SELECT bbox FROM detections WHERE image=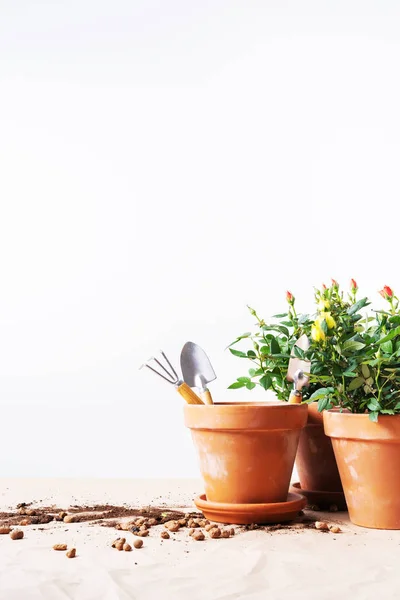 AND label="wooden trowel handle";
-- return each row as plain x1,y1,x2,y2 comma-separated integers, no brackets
176,382,204,405
288,390,302,404
200,389,213,405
